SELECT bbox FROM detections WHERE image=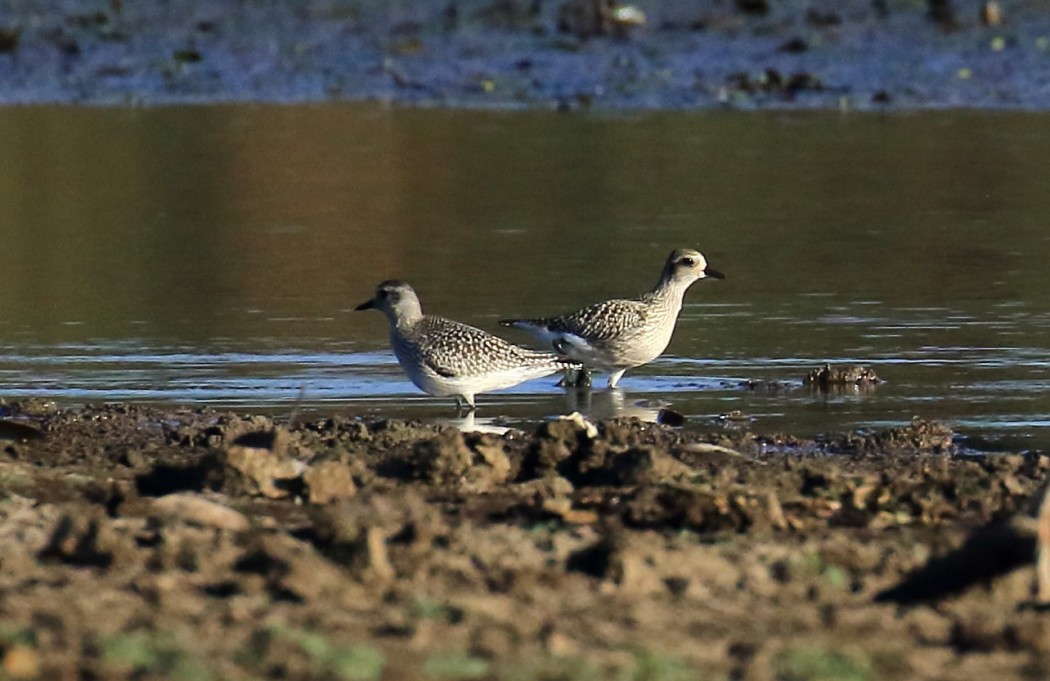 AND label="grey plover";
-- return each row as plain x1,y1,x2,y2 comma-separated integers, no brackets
500,248,724,389
355,280,578,411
